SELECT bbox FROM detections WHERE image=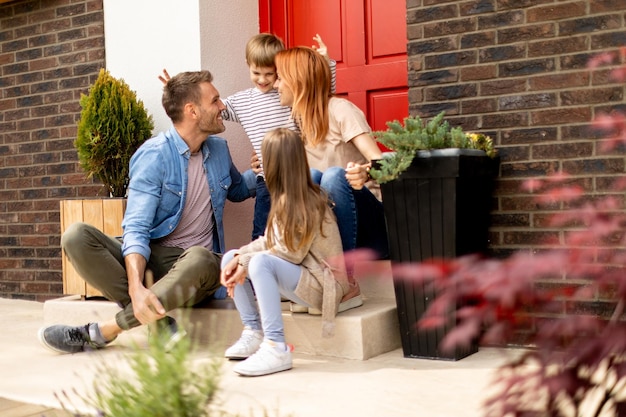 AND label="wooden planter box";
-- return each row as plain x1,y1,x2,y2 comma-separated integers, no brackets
60,198,126,297
379,149,499,360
